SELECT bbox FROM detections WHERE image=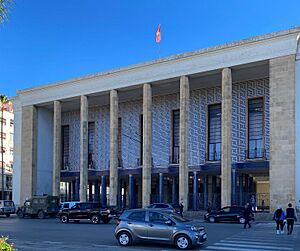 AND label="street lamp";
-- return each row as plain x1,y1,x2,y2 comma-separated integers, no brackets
0,94,9,200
